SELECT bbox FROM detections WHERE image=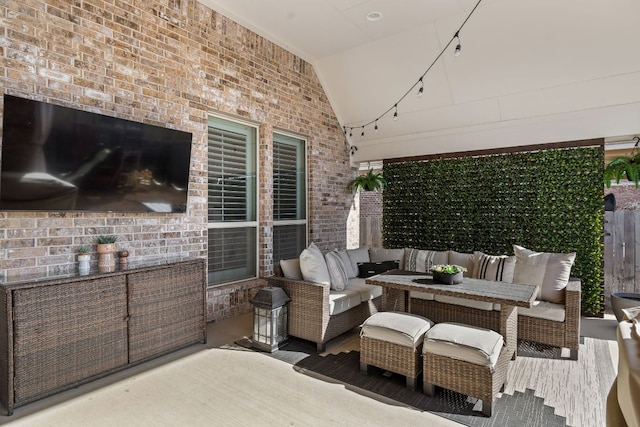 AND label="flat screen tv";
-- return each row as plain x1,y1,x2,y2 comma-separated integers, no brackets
0,95,192,213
